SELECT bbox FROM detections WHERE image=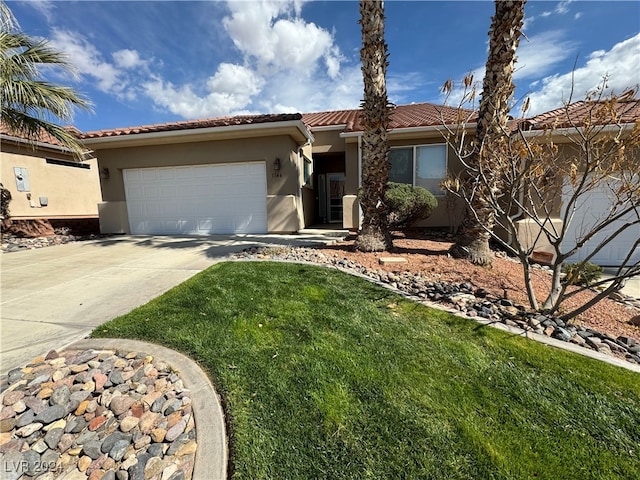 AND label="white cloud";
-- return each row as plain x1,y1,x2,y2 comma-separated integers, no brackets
112,49,147,70
49,29,123,94
139,0,351,118
525,33,640,115
555,0,575,15
22,0,55,23
515,31,577,80
222,0,342,79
